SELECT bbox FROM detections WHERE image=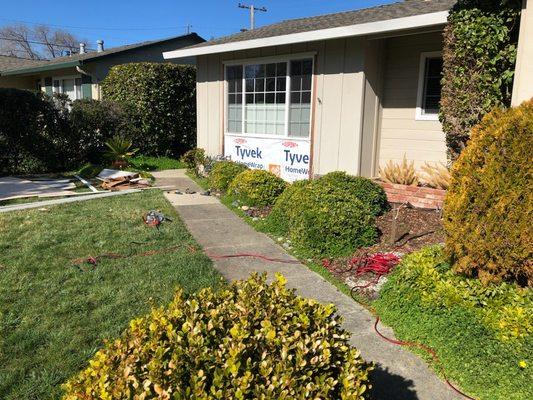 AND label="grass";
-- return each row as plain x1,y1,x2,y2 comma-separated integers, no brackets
0,190,222,399
129,155,186,171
